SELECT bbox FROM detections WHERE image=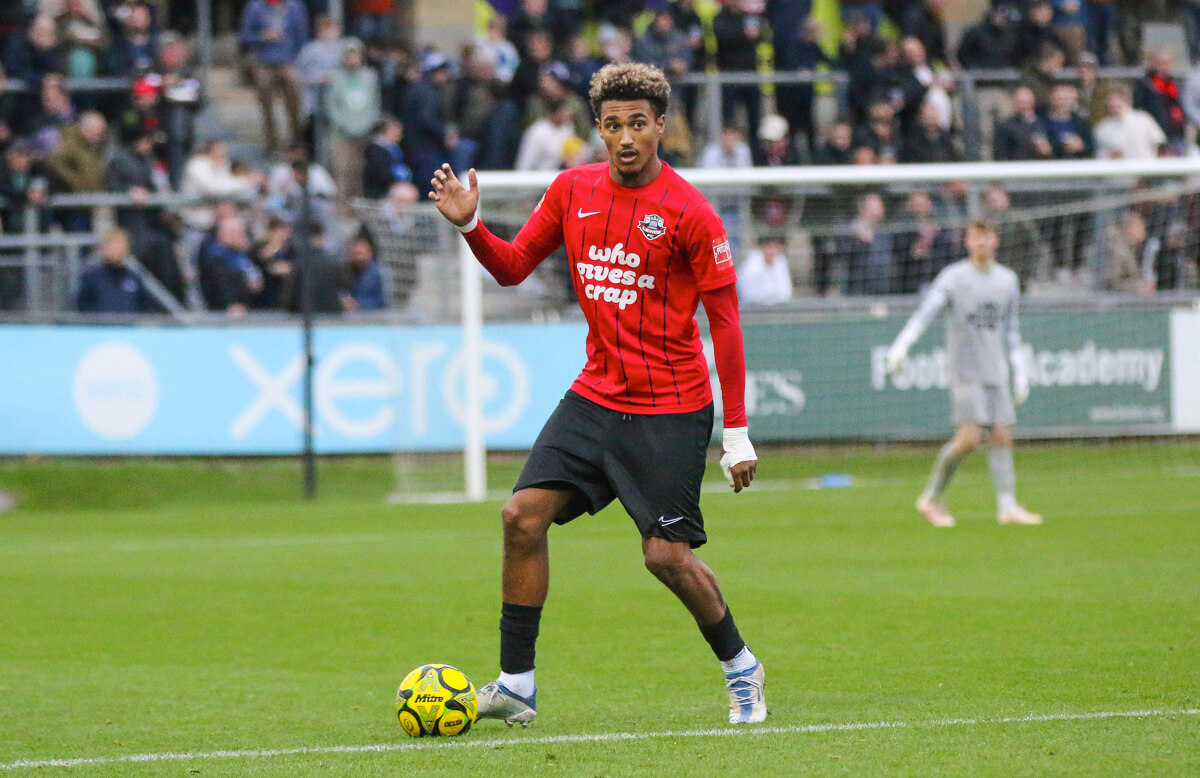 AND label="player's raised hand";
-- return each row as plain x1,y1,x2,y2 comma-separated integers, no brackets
428,163,479,228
